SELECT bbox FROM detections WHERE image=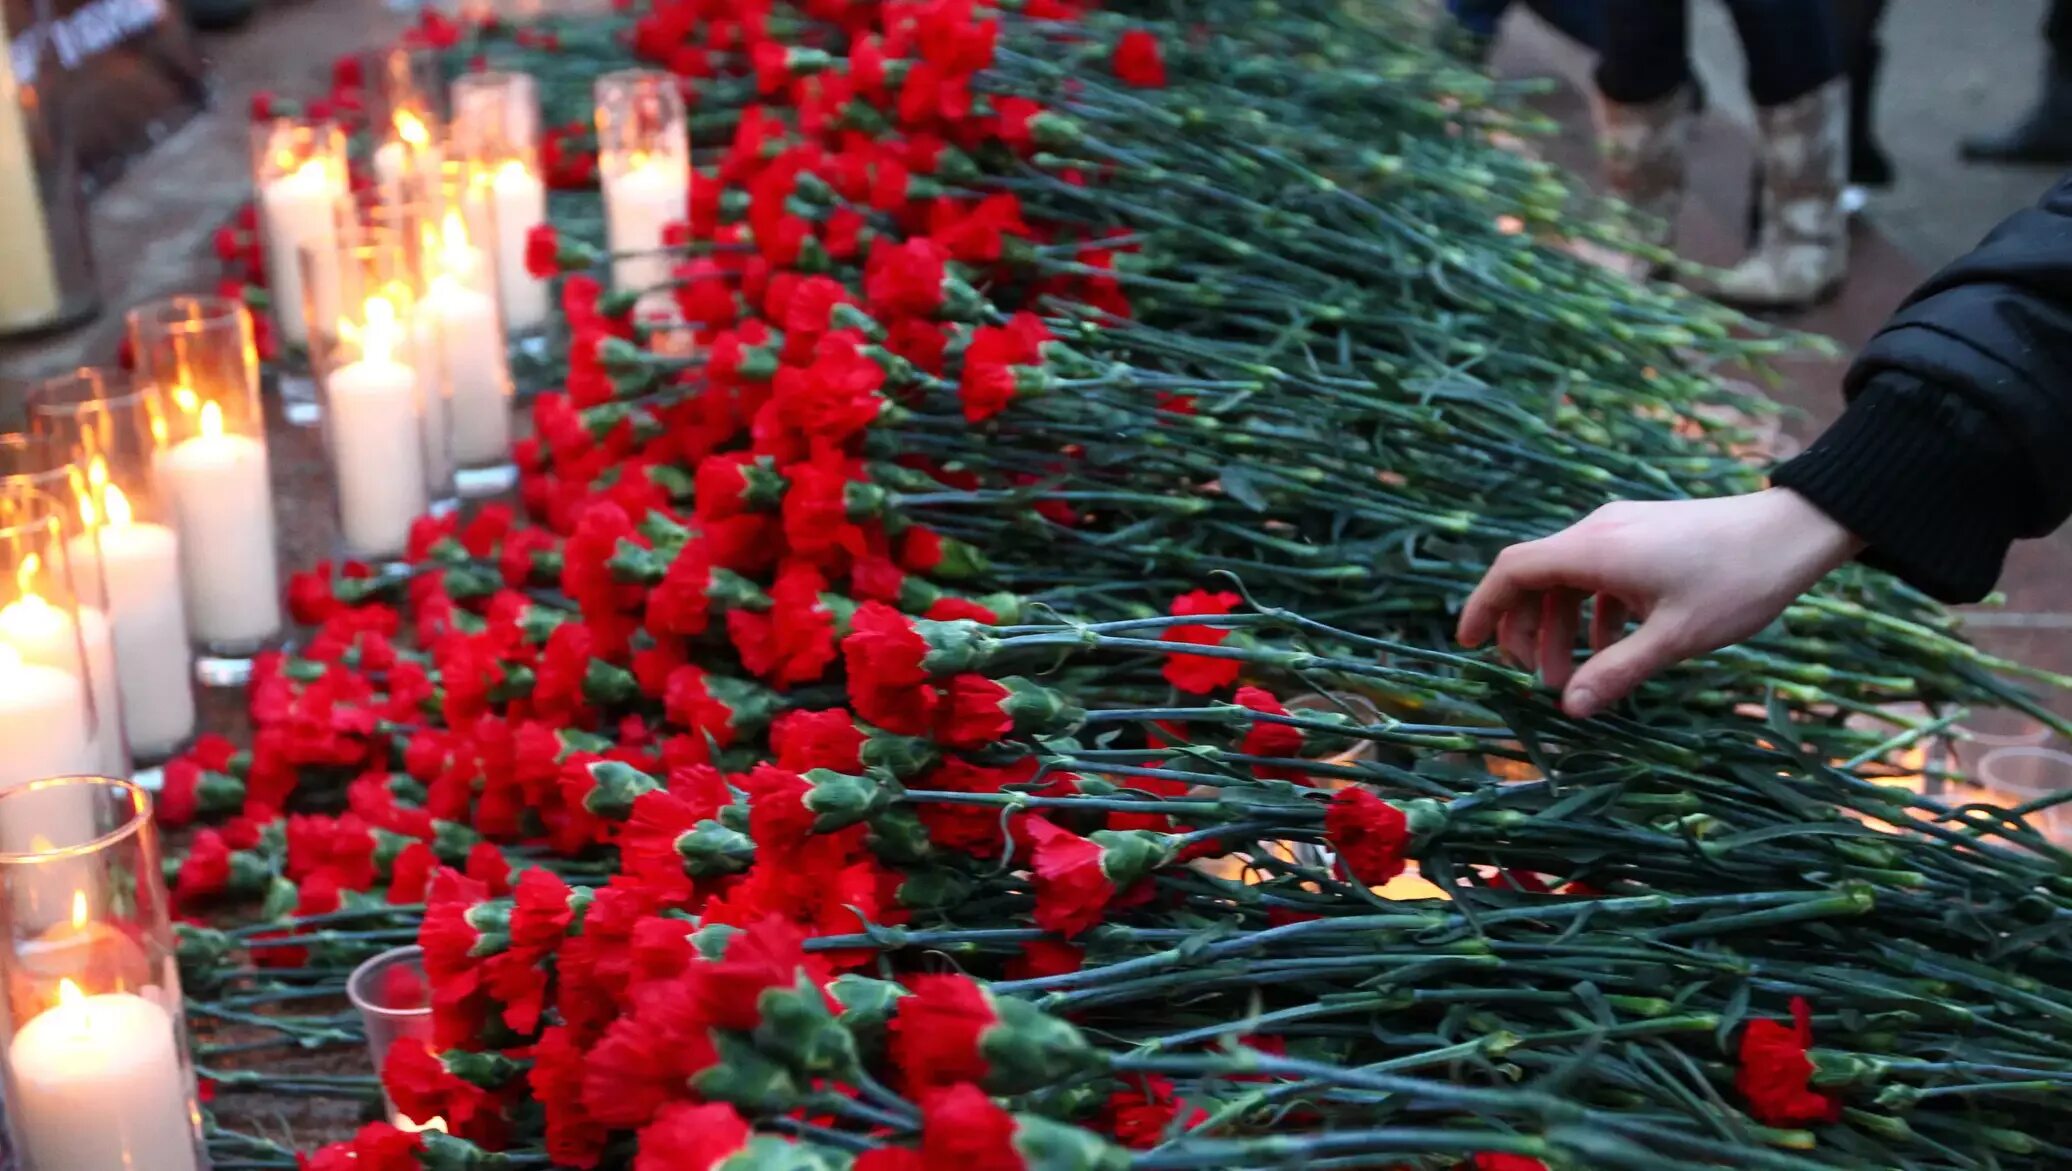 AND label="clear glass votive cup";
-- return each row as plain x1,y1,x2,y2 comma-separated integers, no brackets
1976,746,2072,845
26,371,197,766
426,171,517,497
348,944,445,1131
451,71,551,336
594,69,689,296
0,492,121,787
0,776,208,1171
250,117,348,375
303,223,455,562
125,296,285,687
